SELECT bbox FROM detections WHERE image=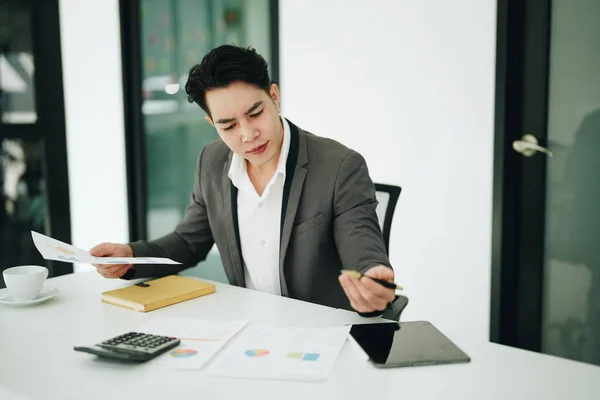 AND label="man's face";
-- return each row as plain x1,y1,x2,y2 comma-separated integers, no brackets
205,81,283,168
